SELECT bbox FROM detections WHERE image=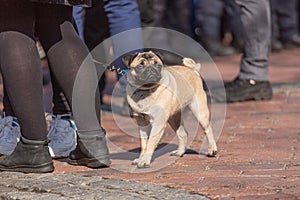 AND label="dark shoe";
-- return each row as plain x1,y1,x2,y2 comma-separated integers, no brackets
68,130,111,168
282,34,300,49
0,137,54,173
201,37,237,57
211,78,273,103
